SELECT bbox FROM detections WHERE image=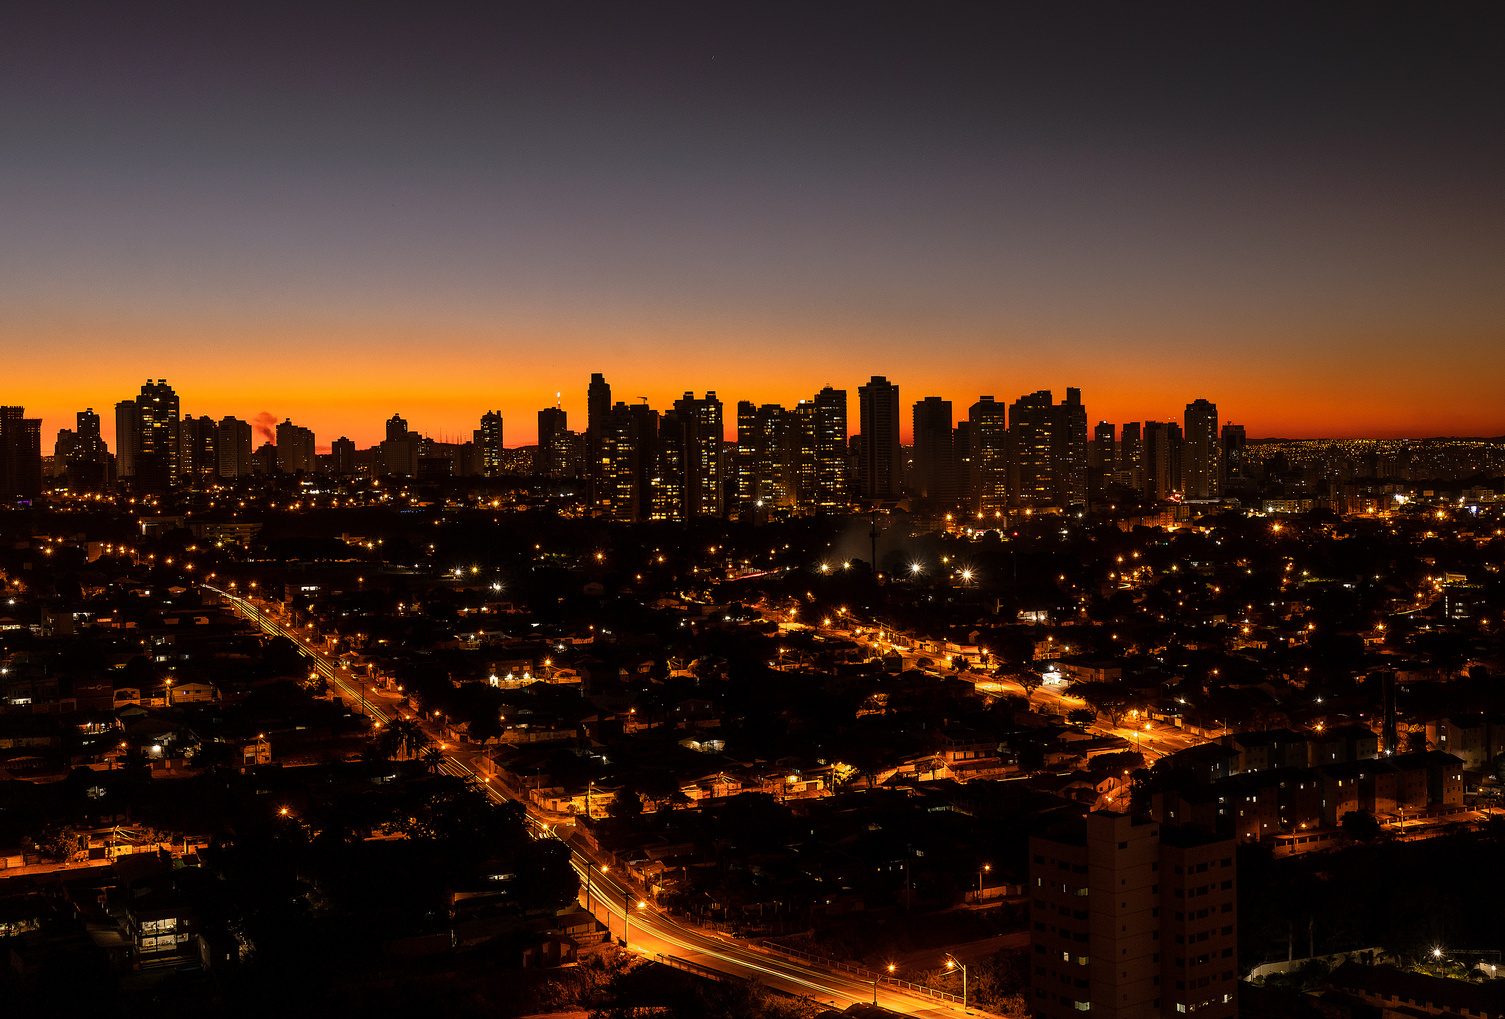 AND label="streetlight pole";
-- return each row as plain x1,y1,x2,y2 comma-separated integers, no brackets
945,953,968,1012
